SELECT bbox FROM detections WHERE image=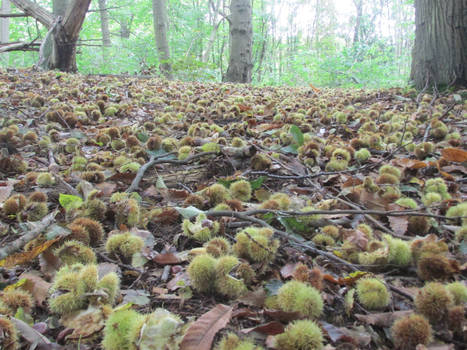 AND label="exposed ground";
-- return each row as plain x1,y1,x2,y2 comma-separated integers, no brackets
0,69,466,350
